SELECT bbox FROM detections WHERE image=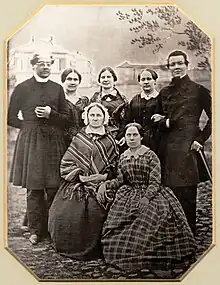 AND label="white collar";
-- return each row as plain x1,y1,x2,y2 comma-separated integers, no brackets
171,73,187,80
123,145,150,159
65,91,82,105
101,88,117,98
85,125,106,136
180,73,187,79
140,89,159,100
33,72,49,82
